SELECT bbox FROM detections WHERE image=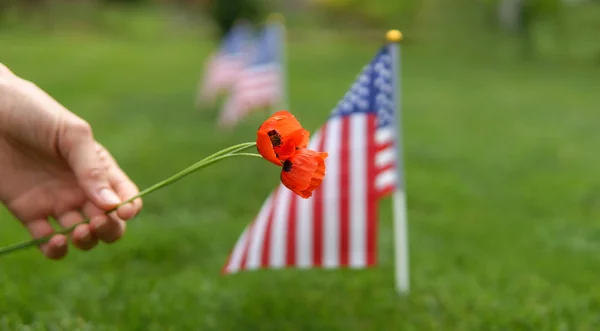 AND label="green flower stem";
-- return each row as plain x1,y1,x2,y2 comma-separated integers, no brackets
0,142,260,257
